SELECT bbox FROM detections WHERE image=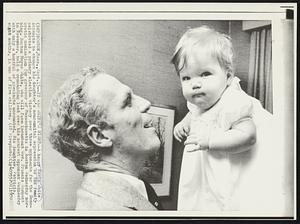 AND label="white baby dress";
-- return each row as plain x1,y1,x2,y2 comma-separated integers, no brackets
177,77,286,215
